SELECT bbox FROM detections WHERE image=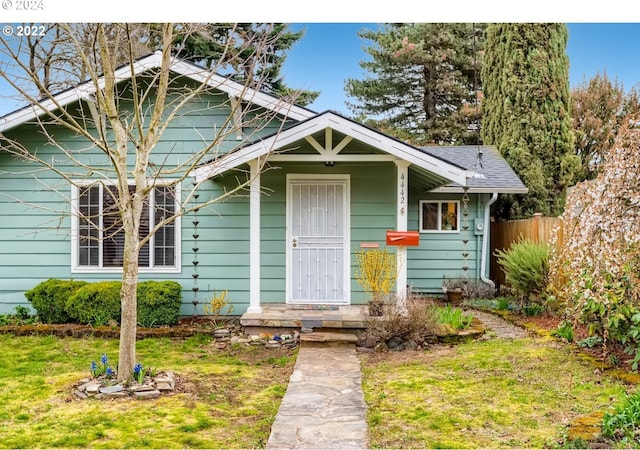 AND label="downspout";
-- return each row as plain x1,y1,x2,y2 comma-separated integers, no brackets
480,192,499,289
